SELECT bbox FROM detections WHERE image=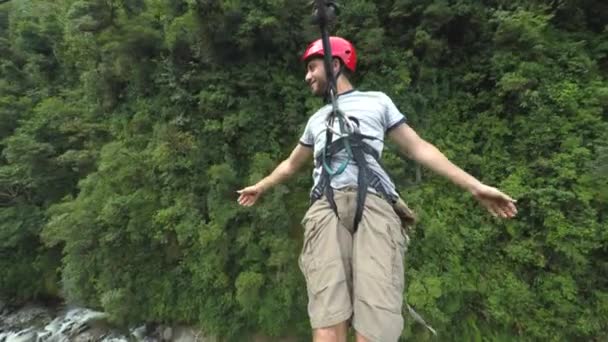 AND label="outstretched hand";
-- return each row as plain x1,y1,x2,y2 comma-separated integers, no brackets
237,184,264,207
472,184,518,219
